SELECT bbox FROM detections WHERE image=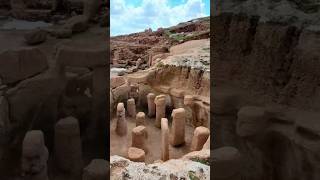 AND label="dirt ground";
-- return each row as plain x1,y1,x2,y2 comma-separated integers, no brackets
110,108,195,164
